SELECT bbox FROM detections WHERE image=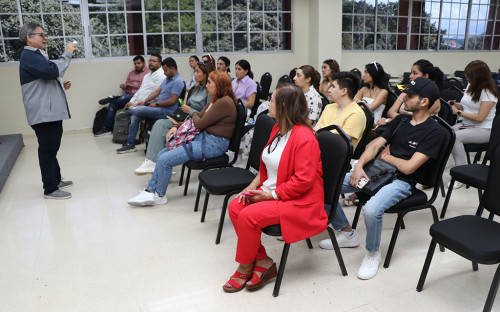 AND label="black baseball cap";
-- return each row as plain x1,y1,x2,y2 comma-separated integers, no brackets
403,77,440,103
